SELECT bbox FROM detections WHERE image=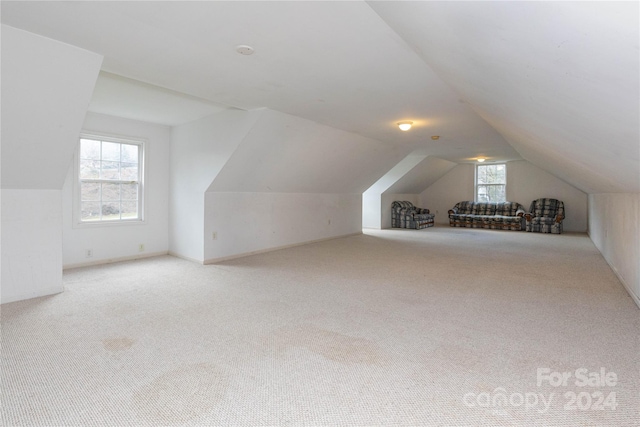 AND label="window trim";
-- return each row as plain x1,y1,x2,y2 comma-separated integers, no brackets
475,163,507,203
72,132,147,228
